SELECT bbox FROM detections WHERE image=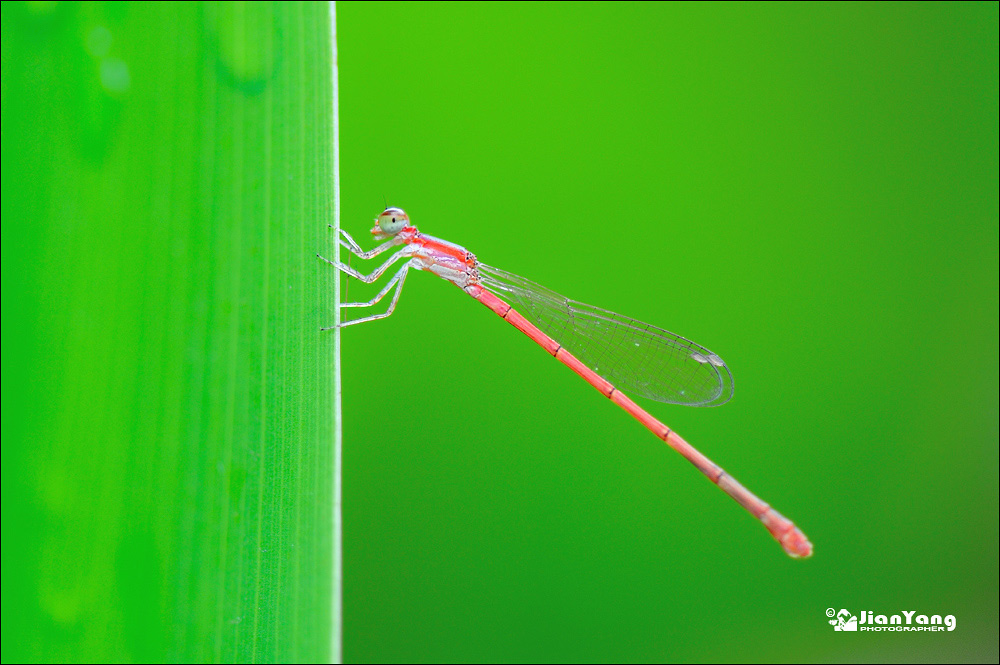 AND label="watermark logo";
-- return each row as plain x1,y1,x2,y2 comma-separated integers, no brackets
828,608,858,631
825,608,956,632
